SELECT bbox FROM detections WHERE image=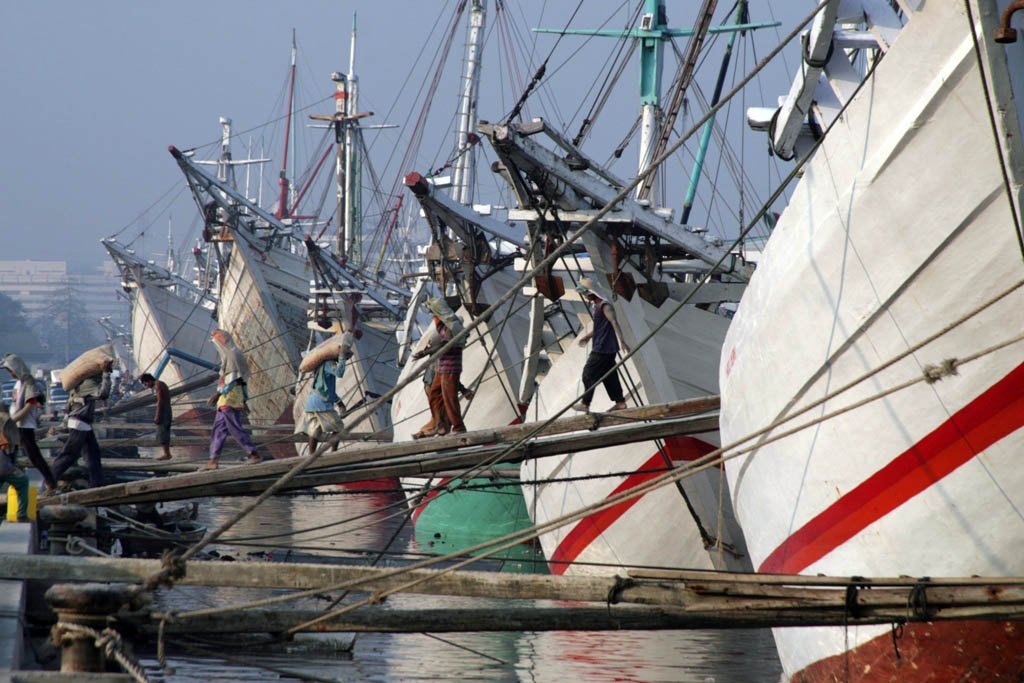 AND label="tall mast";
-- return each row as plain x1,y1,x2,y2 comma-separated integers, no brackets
343,13,361,261
452,0,486,206
166,215,175,273
217,116,234,184
635,0,666,203
277,30,297,219
534,4,774,207
333,70,348,257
